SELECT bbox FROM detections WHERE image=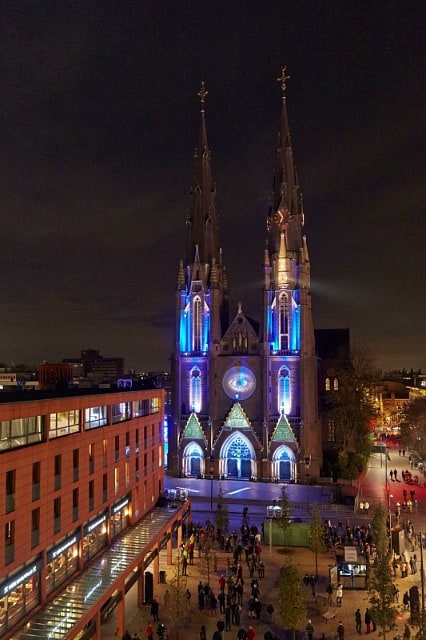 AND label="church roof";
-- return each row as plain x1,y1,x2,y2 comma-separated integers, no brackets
181,412,207,442
271,412,297,442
